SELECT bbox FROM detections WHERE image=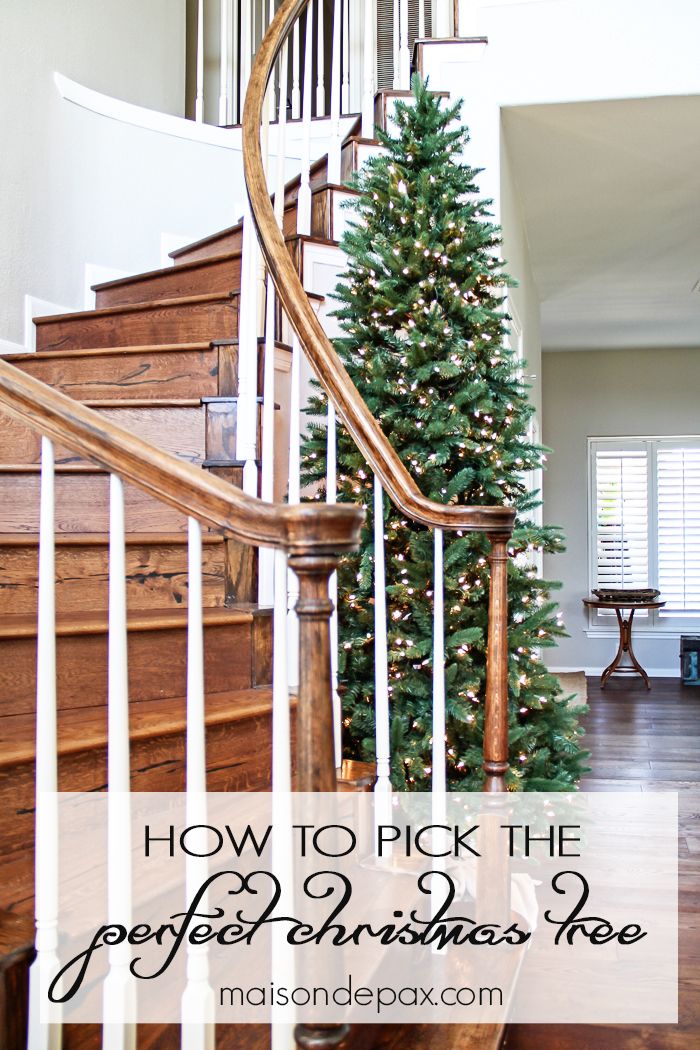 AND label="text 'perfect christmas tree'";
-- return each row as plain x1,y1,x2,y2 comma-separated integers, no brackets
302,77,589,790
